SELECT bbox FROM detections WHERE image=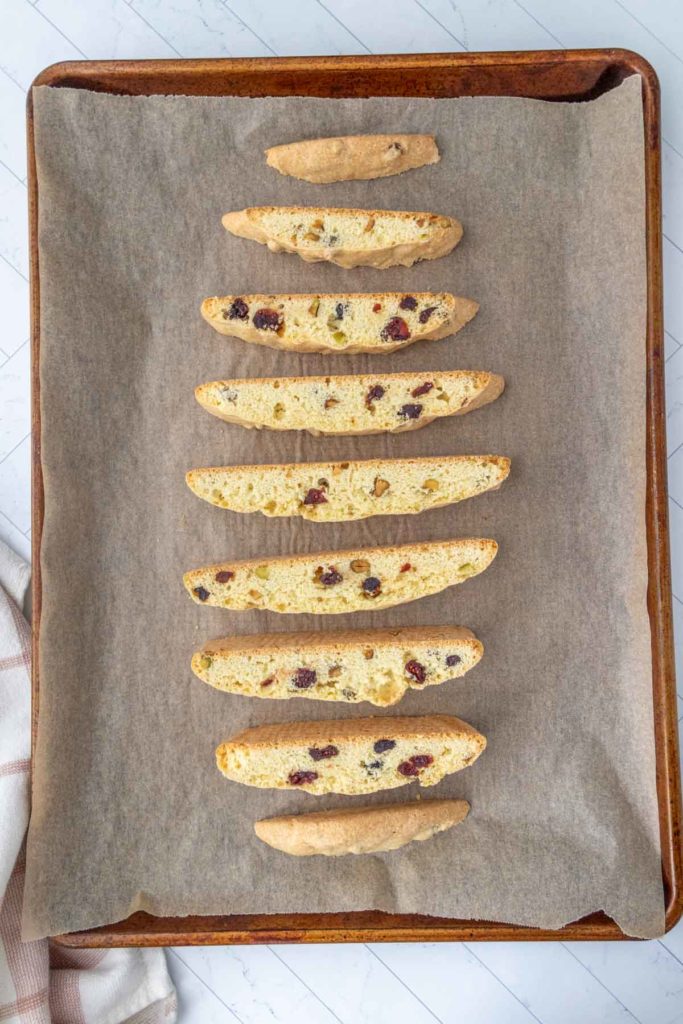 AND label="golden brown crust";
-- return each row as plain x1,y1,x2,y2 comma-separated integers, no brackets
222,713,485,748
198,624,478,656
264,134,440,183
